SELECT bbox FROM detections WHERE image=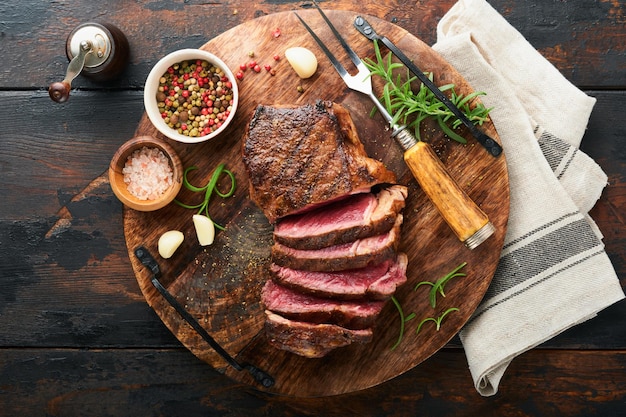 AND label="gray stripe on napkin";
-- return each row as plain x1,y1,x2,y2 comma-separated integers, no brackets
470,248,606,322
503,212,578,249
538,131,578,179
486,215,602,299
